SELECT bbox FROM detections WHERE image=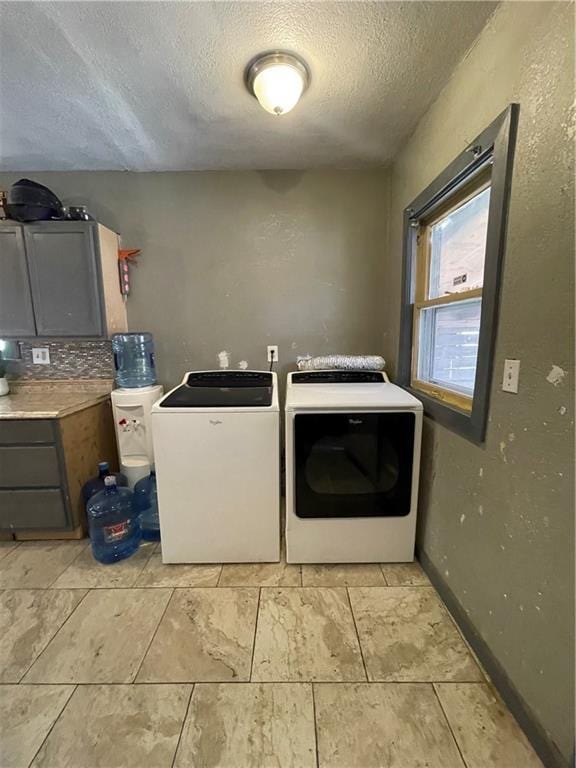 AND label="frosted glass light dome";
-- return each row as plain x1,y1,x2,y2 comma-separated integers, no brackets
246,52,310,116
